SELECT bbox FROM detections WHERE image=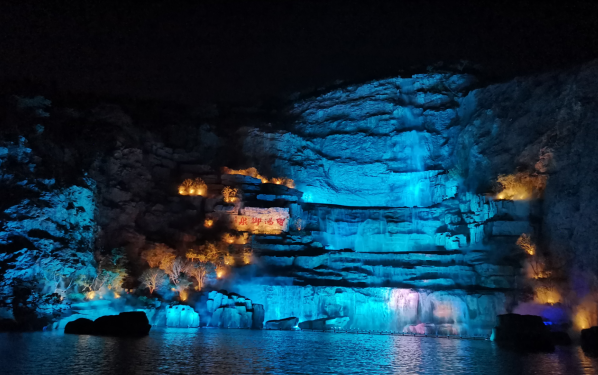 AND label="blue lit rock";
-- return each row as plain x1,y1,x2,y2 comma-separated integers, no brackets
206,291,262,328
240,73,473,207
298,316,350,330
235,285,505,336
252,304,265,329
265,317,298,330
235,70,547,335
0,137,97,302
5,63,598,335
166,305,200,328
